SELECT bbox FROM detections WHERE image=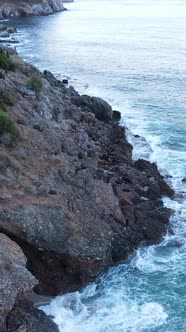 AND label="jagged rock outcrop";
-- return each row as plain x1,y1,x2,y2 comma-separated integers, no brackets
0,48,174,326
0,0,66,19
0,233,35,328
5,299,60,332
0,232,60,331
